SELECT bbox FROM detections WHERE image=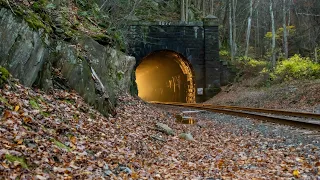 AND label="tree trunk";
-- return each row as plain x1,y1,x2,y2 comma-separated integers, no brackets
232,0,237,56
270,0,276,68
210,0,214,15
202,0,206,17
220,1,229,47
186,0,189,22
181,0,186,22
255,3,261,57
283,0,288,59
229,0,234,61
315,47,318,63
288,0,292,25
245,0,253,57
196,0,201,10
